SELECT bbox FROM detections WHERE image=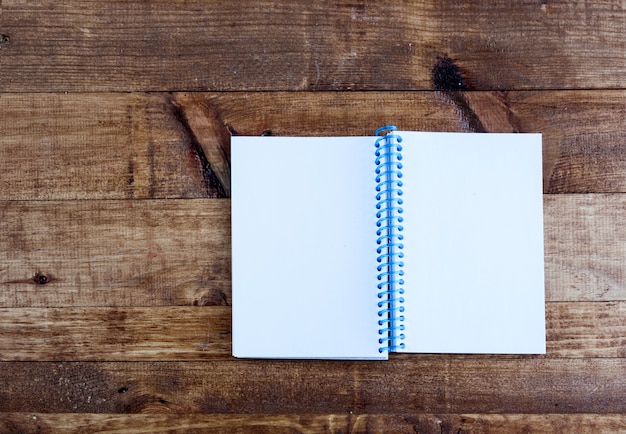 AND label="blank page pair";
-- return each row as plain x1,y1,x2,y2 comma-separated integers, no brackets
231,129,545,360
